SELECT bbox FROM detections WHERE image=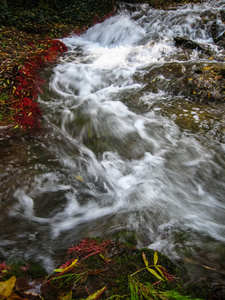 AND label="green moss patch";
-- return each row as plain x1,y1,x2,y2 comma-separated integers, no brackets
40,238,205,299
